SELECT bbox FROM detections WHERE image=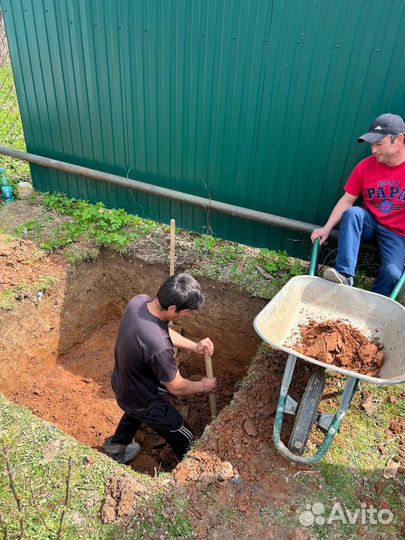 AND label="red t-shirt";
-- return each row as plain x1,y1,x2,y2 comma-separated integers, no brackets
345,156,405,237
